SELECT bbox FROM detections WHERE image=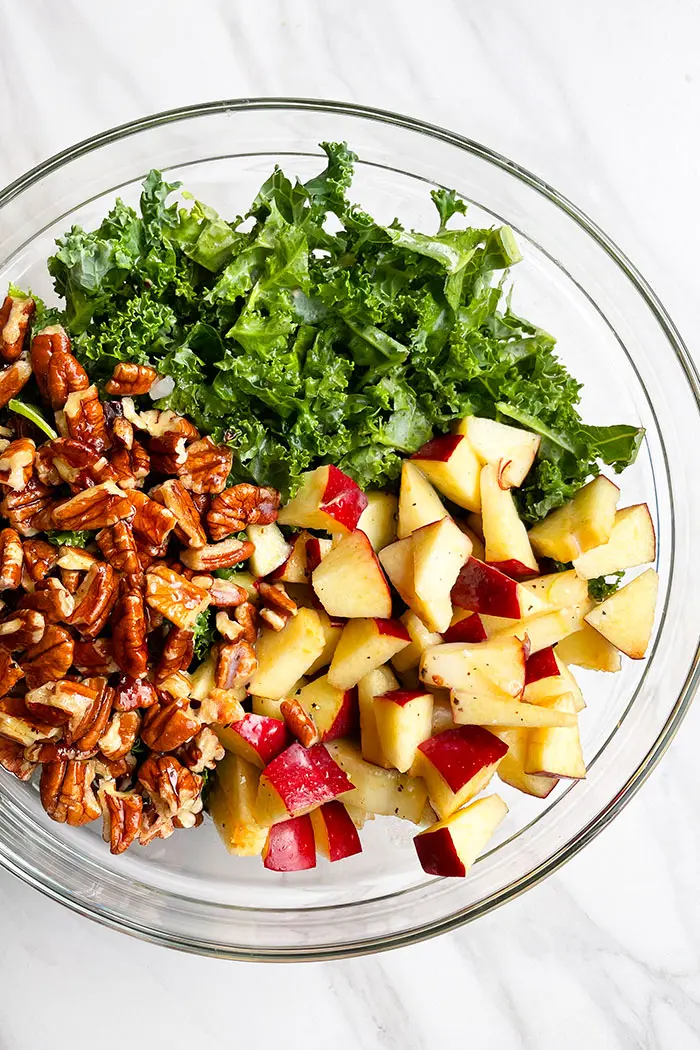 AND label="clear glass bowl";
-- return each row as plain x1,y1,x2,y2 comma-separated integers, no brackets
1,99,698,960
